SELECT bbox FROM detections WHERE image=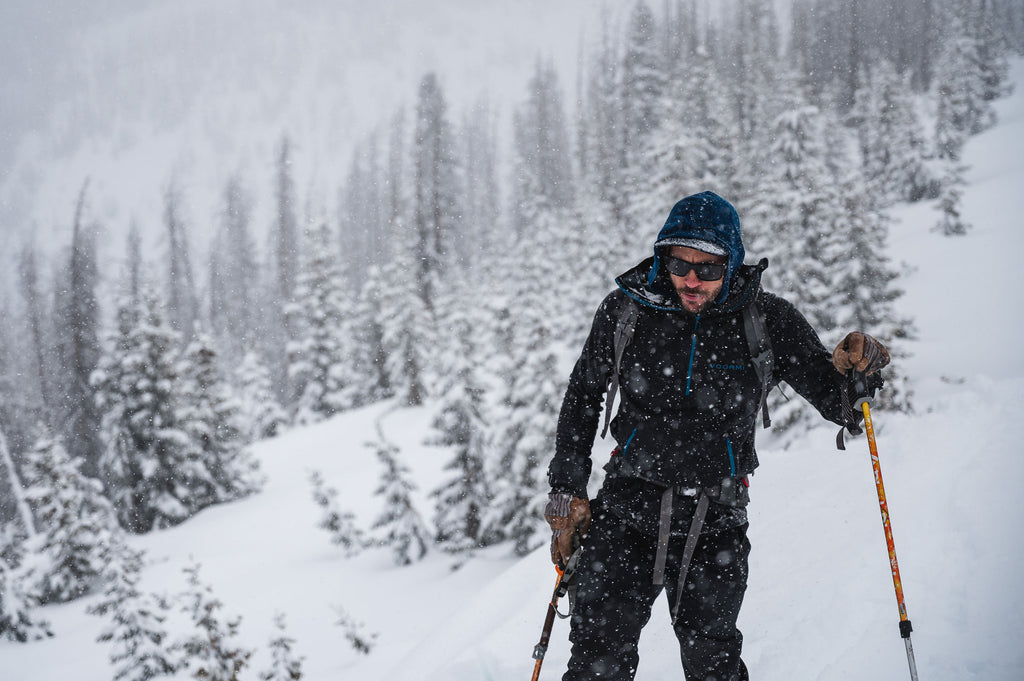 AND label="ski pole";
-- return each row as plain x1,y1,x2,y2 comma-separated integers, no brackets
854,375,920,681
529,564,564,681
530,546,582,681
